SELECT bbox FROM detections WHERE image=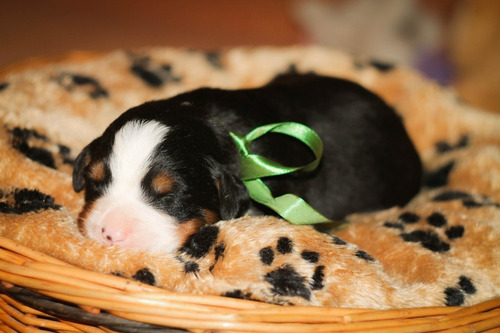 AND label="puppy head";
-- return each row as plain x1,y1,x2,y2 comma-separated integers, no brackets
73,113,248,253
